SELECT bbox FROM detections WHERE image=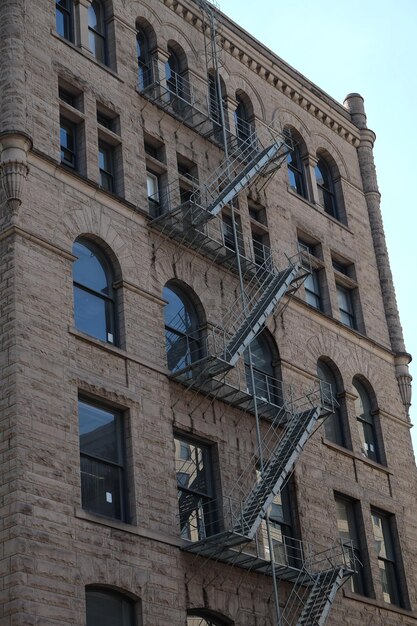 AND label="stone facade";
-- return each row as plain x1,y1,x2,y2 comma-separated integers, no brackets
0,1,415,625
